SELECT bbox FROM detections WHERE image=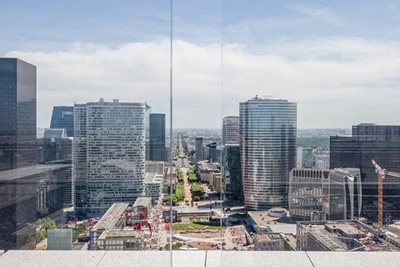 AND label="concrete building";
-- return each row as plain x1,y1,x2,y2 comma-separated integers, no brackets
240,96,297,210
144,173,163,202
222,116,240,145
195,137,204,162
0,58,37,250
223,144,243,204
145,161,164,175
149,113,166,161
212,172,222,193
288,168,362,221
296,220,400,252
315,154,329,170
330,123,400,220
50,106,74,137
89,203,145,250
197,161,220,183
73,99,146,218
301,148,313,168
254,233,284,251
